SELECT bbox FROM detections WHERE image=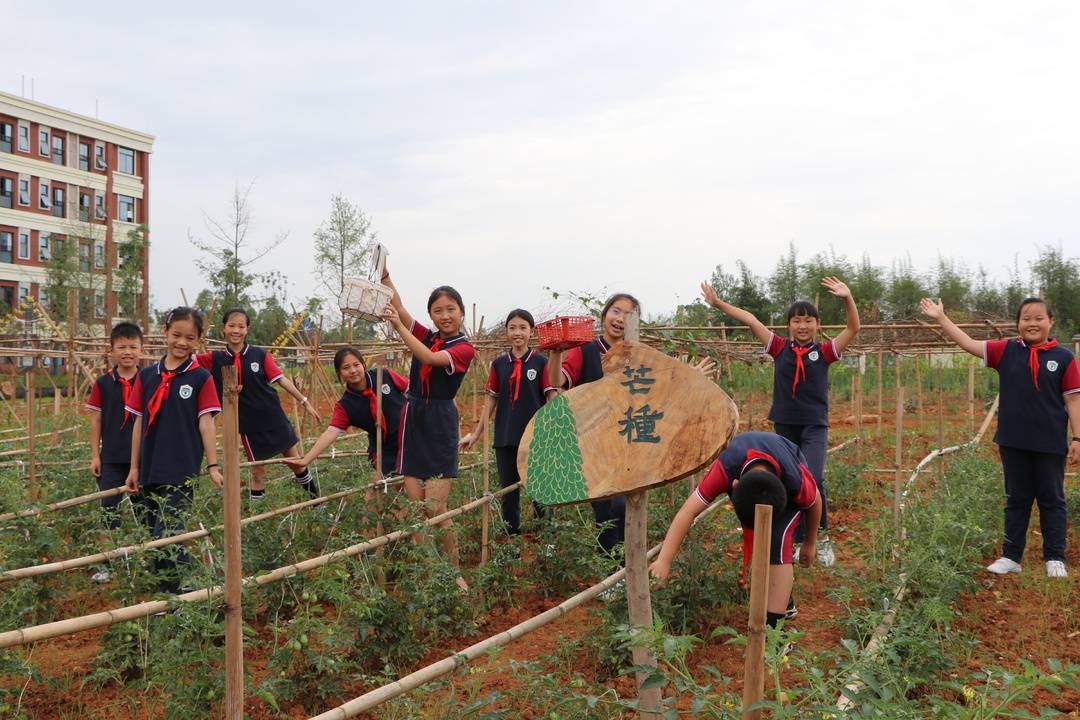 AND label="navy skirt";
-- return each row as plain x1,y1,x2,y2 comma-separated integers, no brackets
241,422,300,461
397,397,459,479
